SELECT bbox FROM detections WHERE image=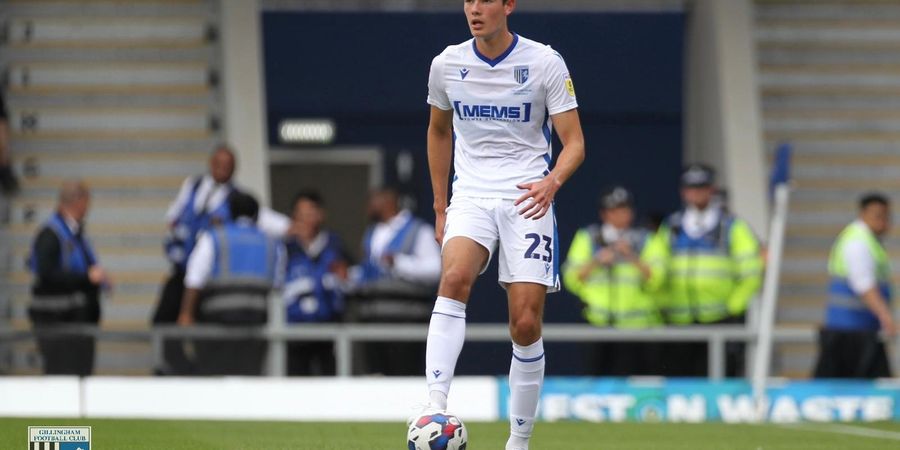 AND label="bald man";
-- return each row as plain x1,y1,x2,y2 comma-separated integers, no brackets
29,180,109,375
155,144,289,375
